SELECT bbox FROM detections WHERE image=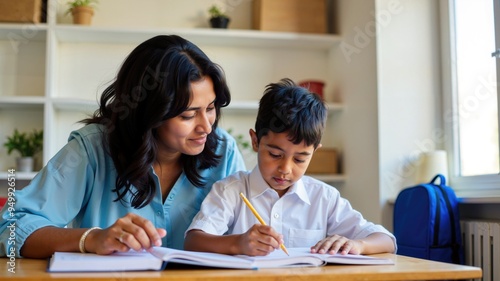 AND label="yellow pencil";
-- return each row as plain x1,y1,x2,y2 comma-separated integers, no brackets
239,192,289,256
